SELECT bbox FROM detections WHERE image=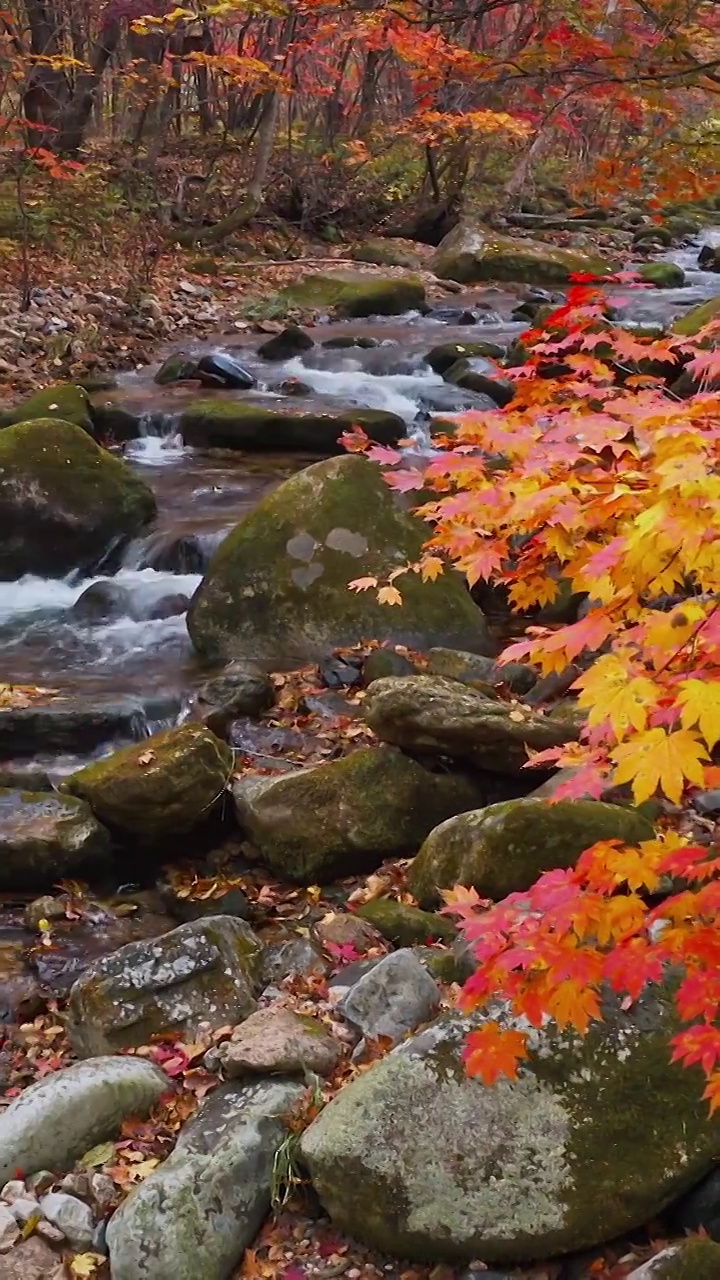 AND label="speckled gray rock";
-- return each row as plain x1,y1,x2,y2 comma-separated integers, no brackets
0,789,111,890
216,1007,341,1077
0,1057,167,1183
300,993,720,1264
40,1191,94,1247
339,949,441,1043
66,916,262,1057
107,1079,306,1280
